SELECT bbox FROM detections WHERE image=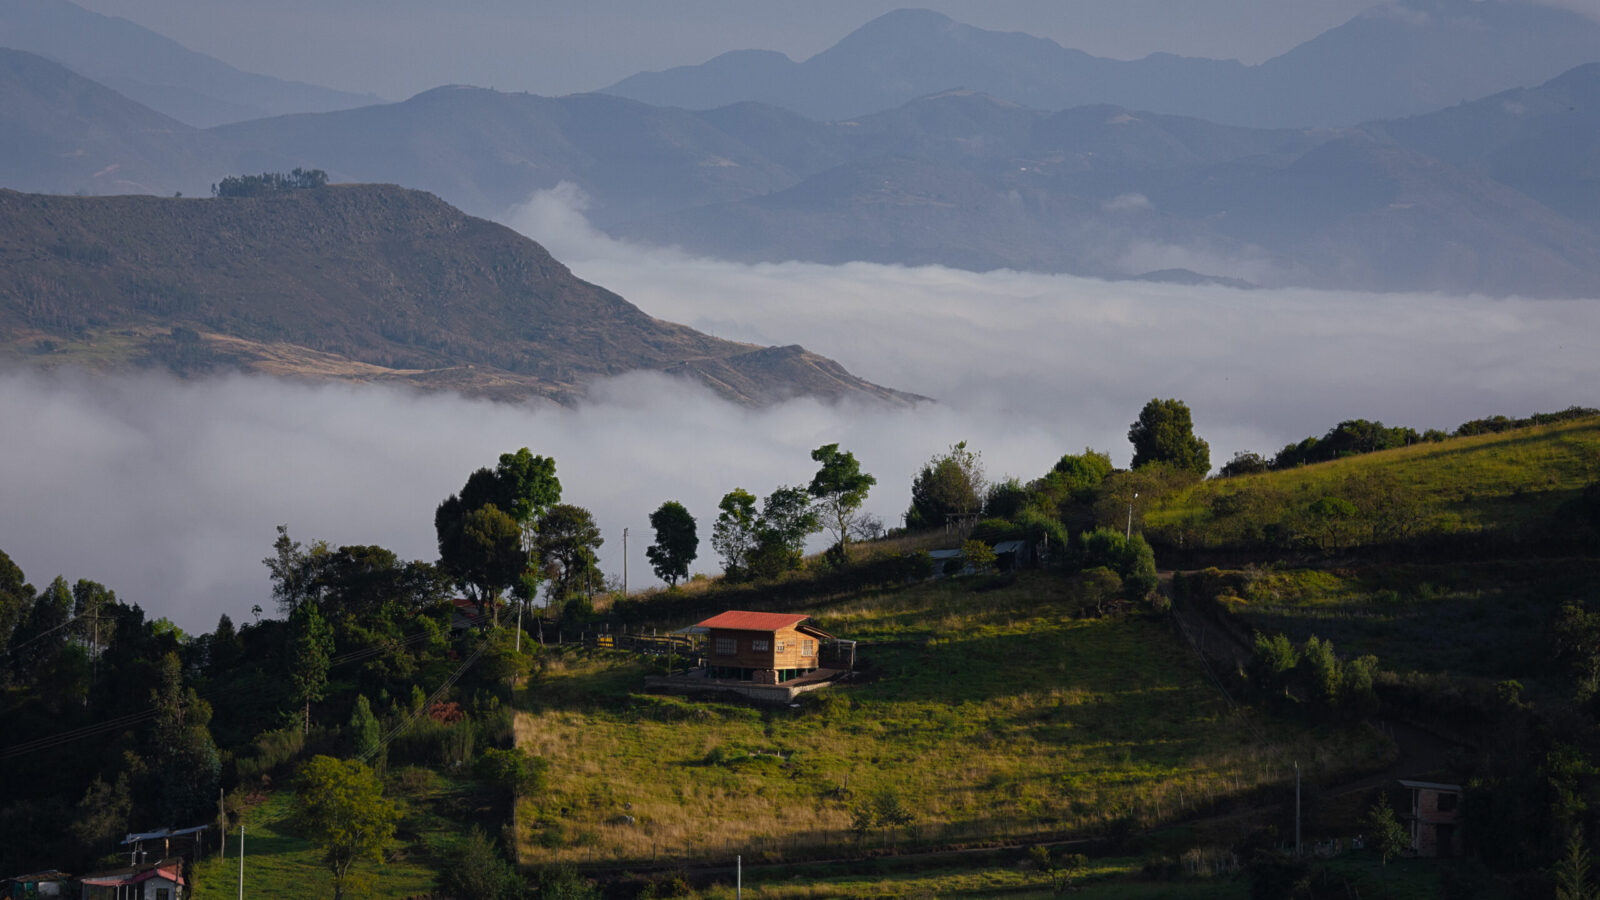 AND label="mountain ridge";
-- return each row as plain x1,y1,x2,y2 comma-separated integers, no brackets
0,184,920,406
0,0,383,126
603,2,1600,128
